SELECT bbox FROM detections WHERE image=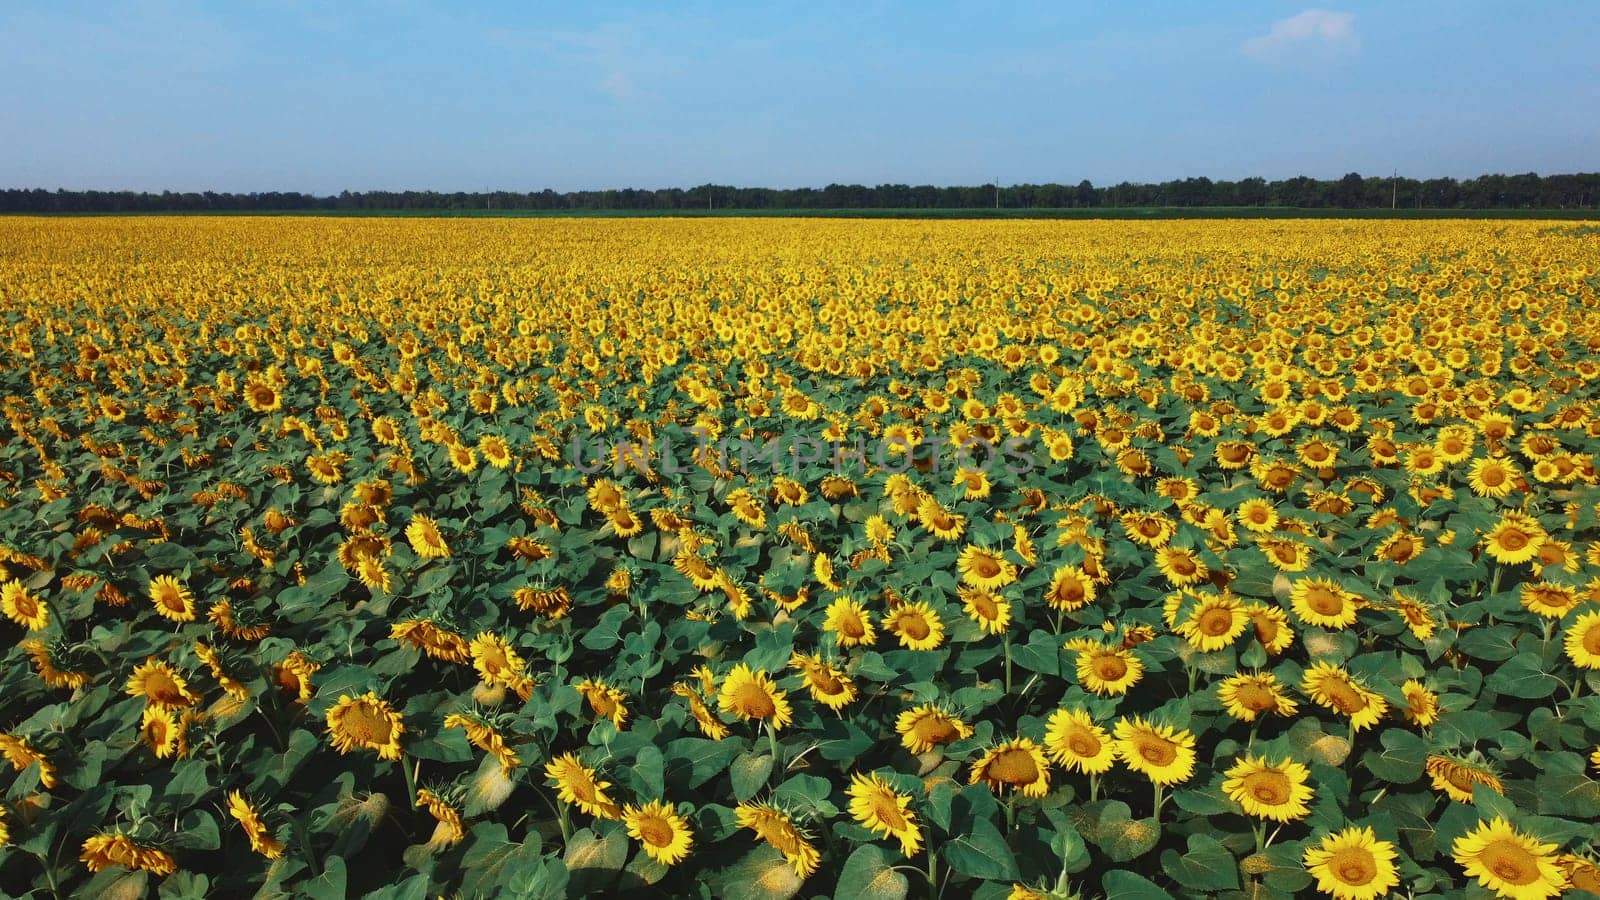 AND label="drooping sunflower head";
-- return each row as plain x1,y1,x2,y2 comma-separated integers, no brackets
1424,753,1504,804
735,801,820,879
575,678,630,728
227,789,286,858
544,752,622,820
847,772,922,856
405,514,451,559
324,691,405,760
969,737,1051,798
1301,662,1388,732
125,658,200,709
